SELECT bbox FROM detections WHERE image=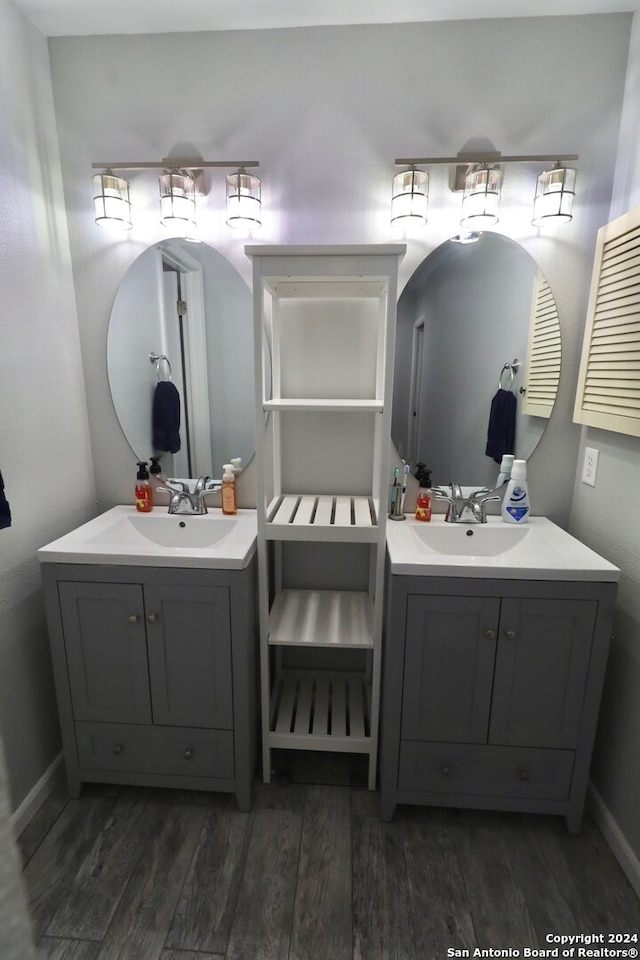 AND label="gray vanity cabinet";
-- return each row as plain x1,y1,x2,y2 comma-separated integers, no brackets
42,561,257,811
381,575,617,833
